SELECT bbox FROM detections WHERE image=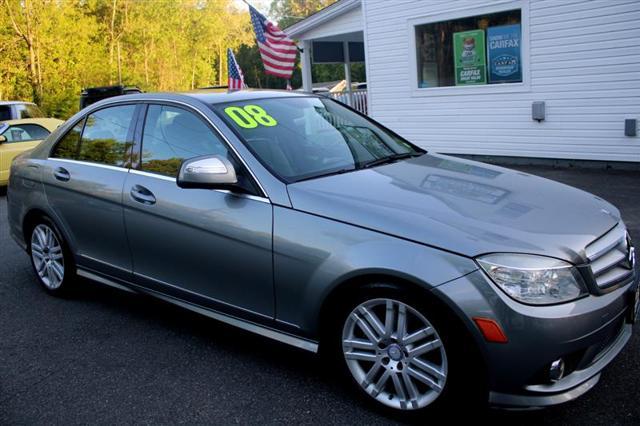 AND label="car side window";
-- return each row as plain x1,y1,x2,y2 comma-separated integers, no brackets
77,105,135,167
51,119,85,159
1,124,50,142
140,105,228,177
